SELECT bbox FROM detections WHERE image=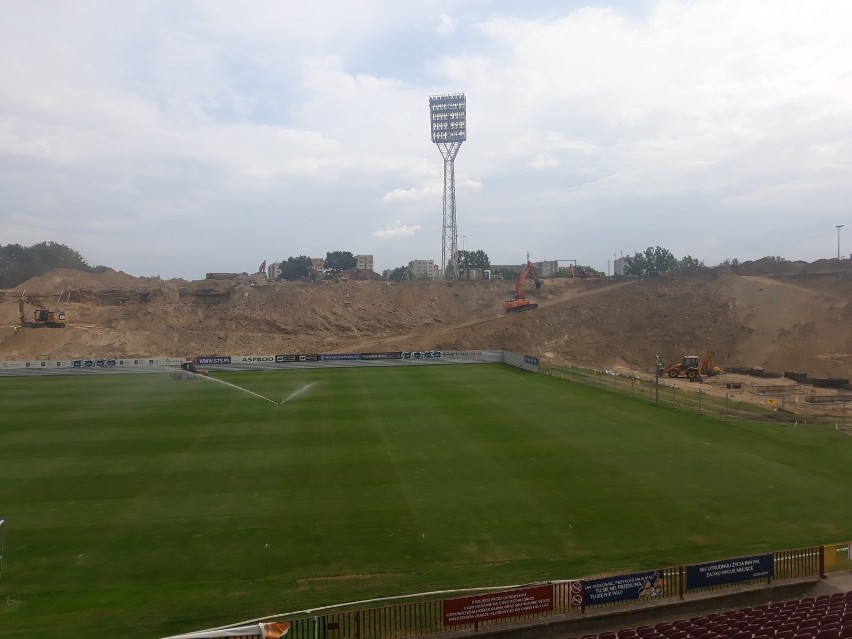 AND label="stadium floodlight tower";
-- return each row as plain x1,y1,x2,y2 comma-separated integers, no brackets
429,93,466,281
